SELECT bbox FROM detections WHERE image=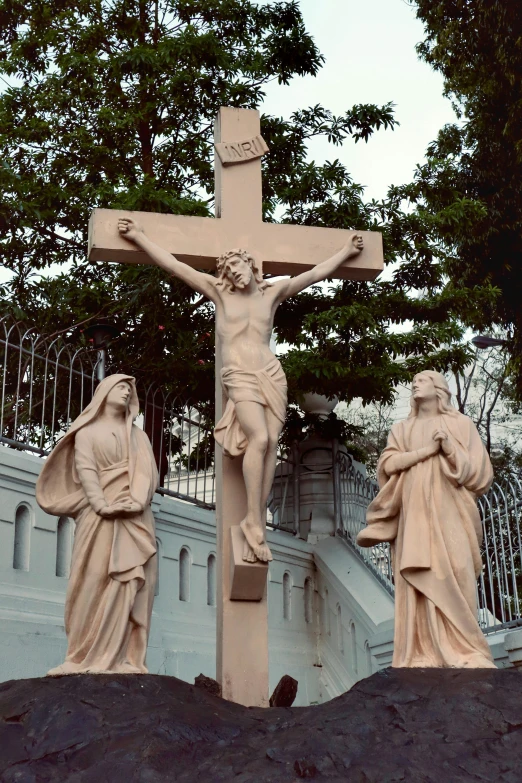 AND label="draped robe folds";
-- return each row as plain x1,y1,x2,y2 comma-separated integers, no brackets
214,357,287,457
357,411,495,668
36,375,159,675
